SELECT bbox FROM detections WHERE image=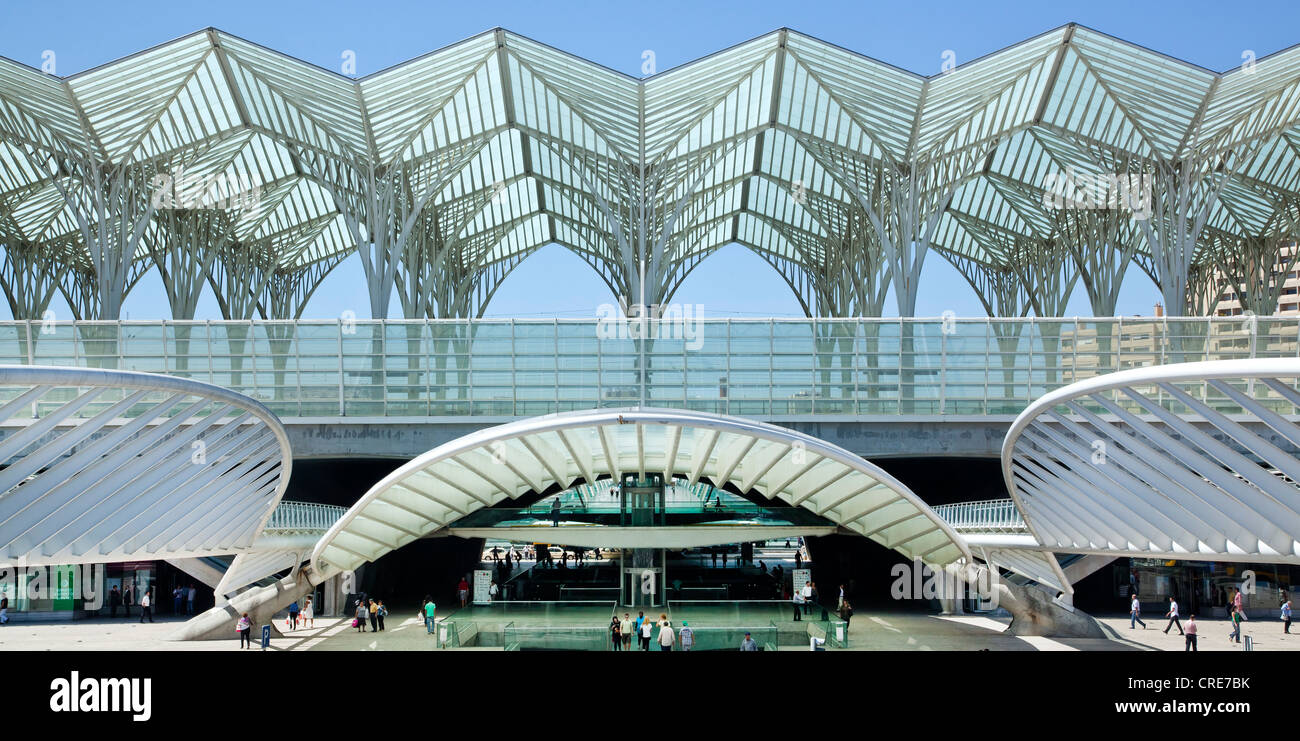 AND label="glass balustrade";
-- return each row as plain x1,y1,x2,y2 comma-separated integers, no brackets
0,317,1294,419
